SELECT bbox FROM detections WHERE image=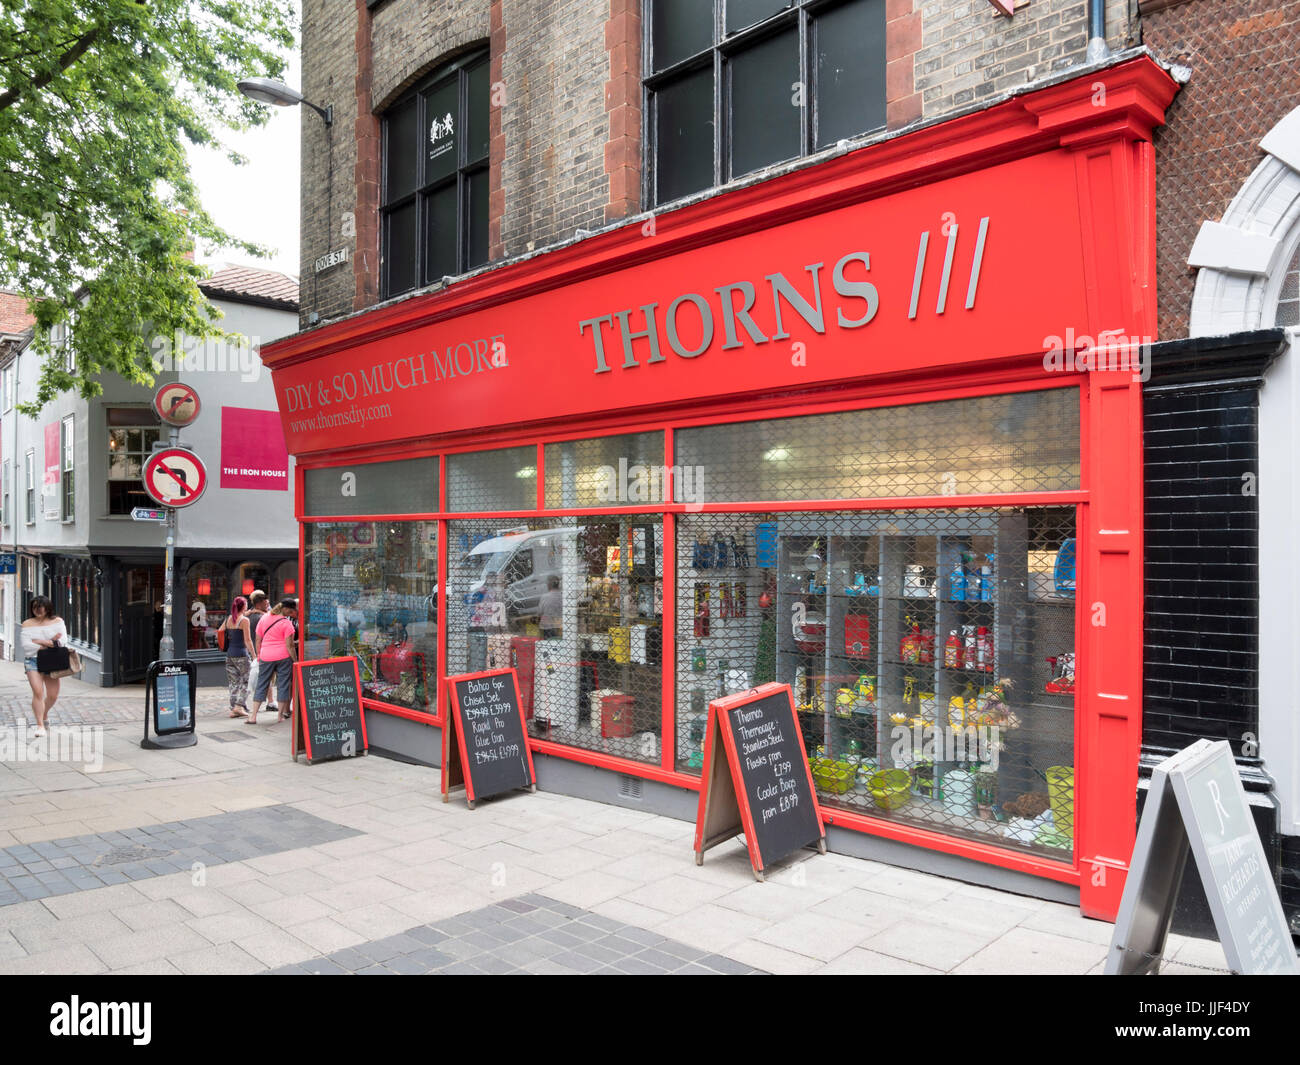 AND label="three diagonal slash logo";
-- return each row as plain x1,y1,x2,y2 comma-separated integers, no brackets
143,447,208,508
